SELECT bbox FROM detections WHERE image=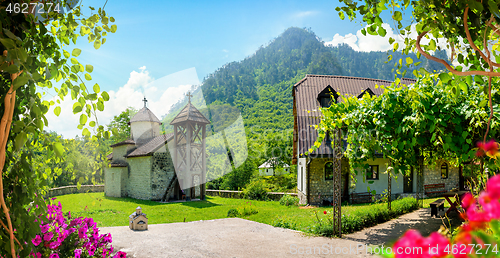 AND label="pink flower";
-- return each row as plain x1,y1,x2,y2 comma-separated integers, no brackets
461,193,475,210
476,140,499,158
40,224,50,234
113,251,127,258
43,231,54,241
486,174,500,200
49,254,59,258
74,249,82,258
393,230,449,258
31,235,42,246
